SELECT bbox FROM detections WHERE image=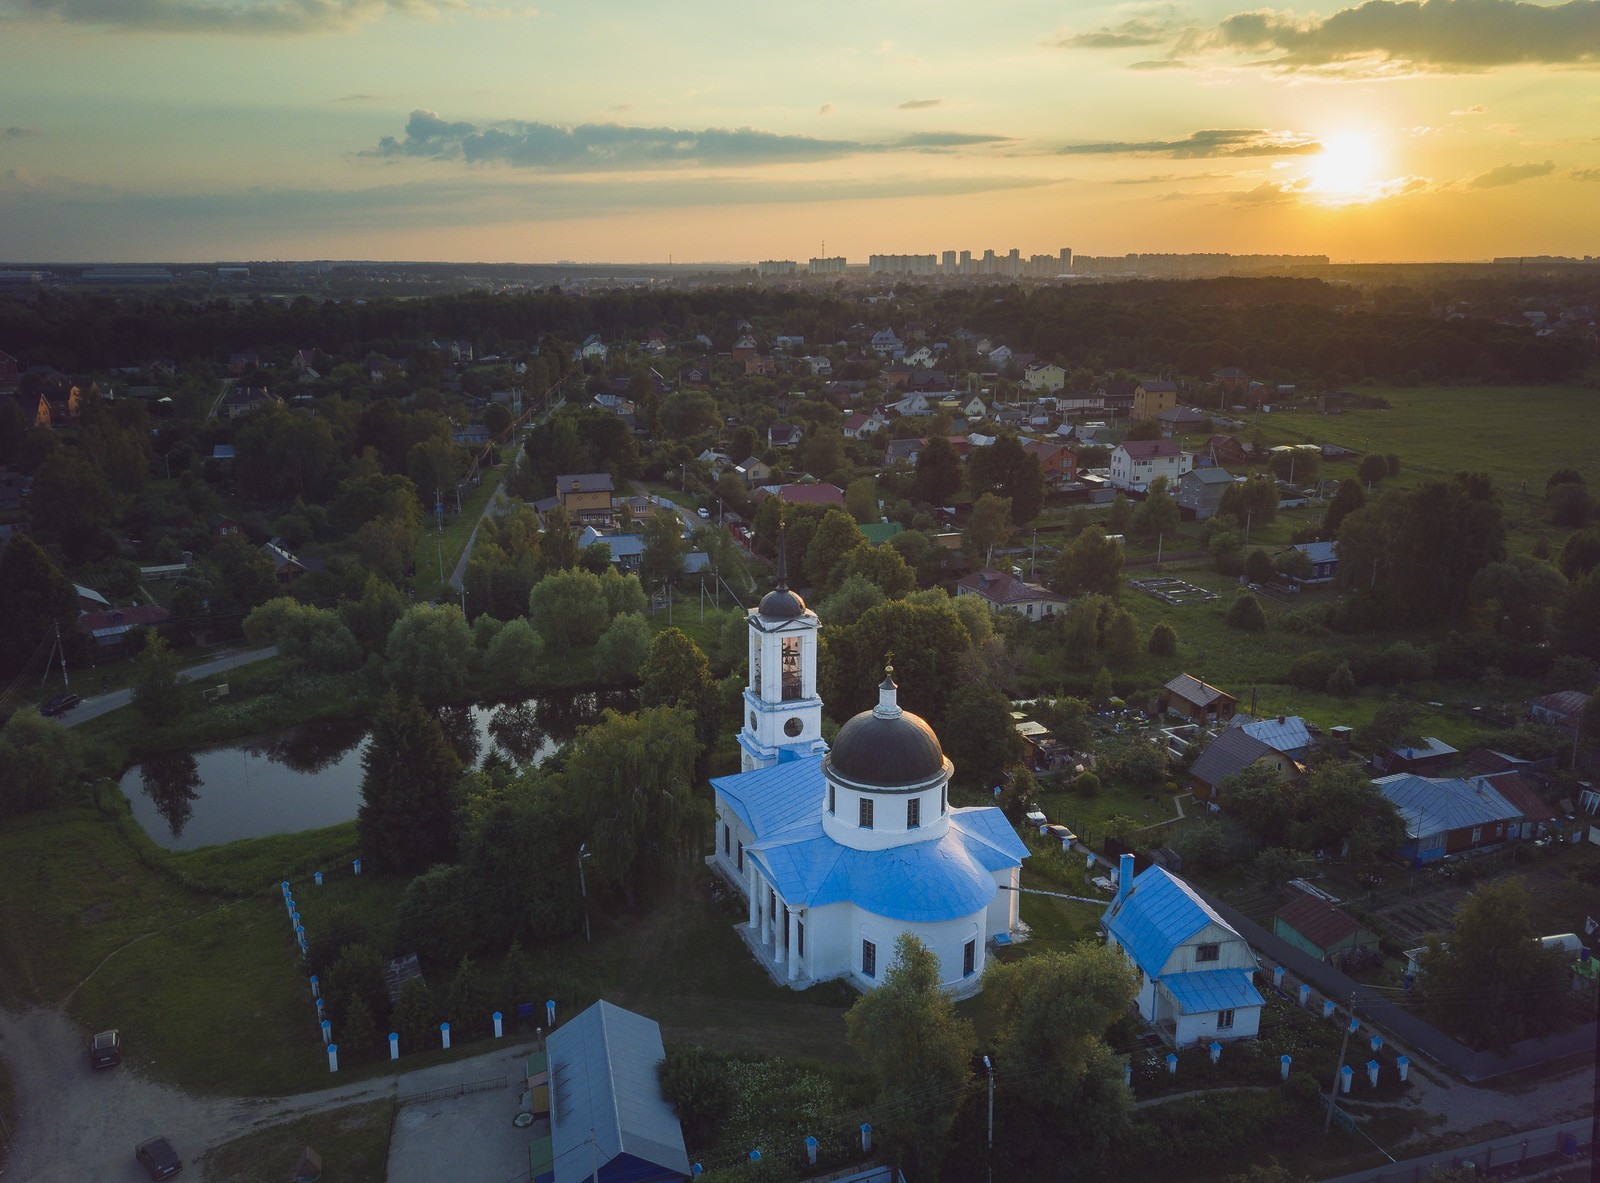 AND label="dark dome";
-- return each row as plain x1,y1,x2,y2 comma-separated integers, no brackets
758,587,807,619
827,705,947,788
